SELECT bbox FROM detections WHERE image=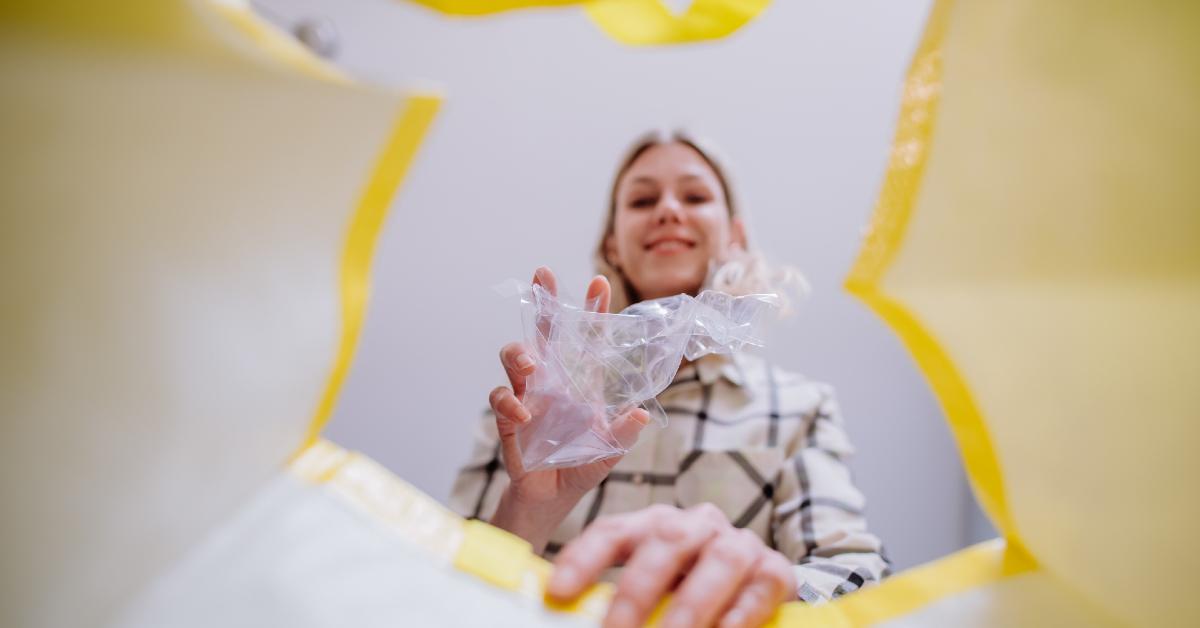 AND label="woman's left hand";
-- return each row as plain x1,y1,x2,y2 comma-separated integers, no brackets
546,503,797,628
